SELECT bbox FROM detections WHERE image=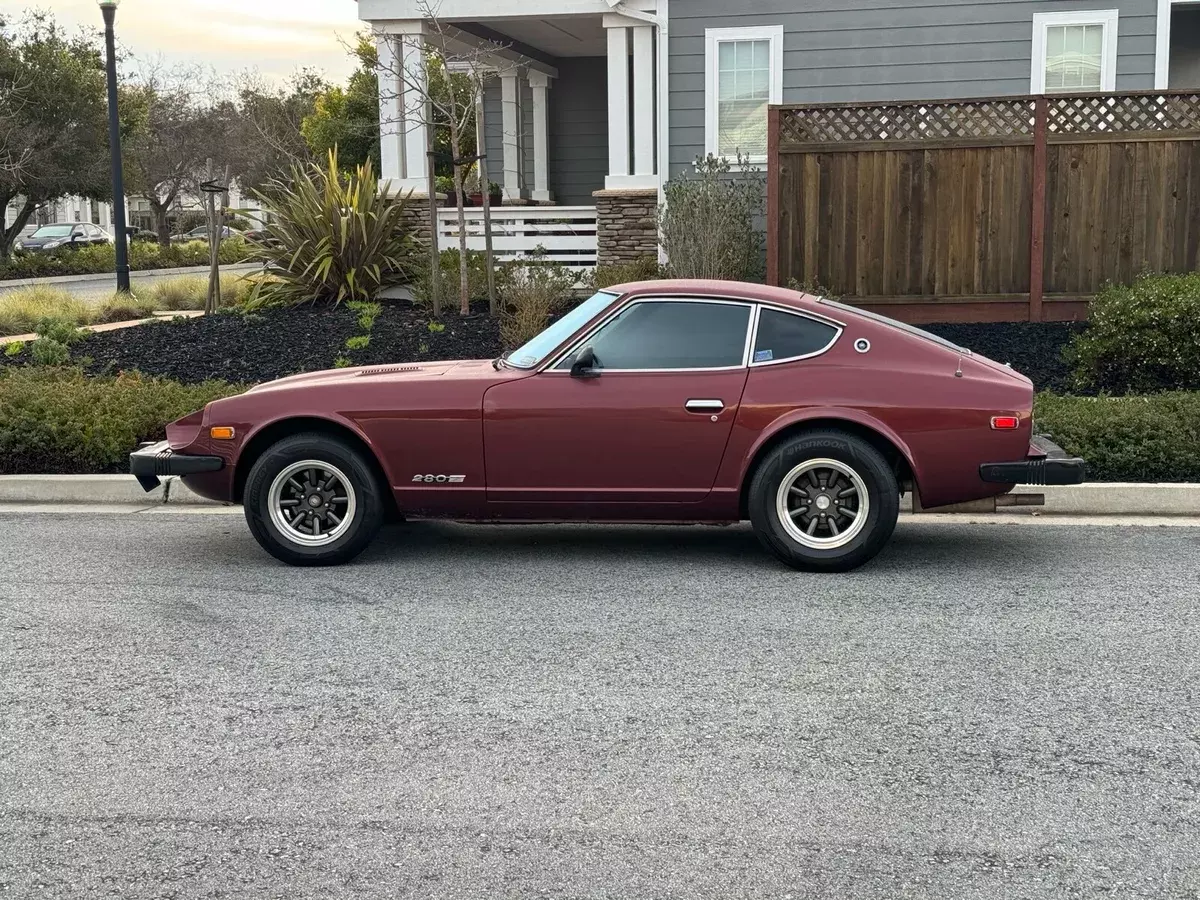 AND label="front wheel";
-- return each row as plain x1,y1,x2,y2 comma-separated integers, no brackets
243,433,386,566
748,430,900,572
